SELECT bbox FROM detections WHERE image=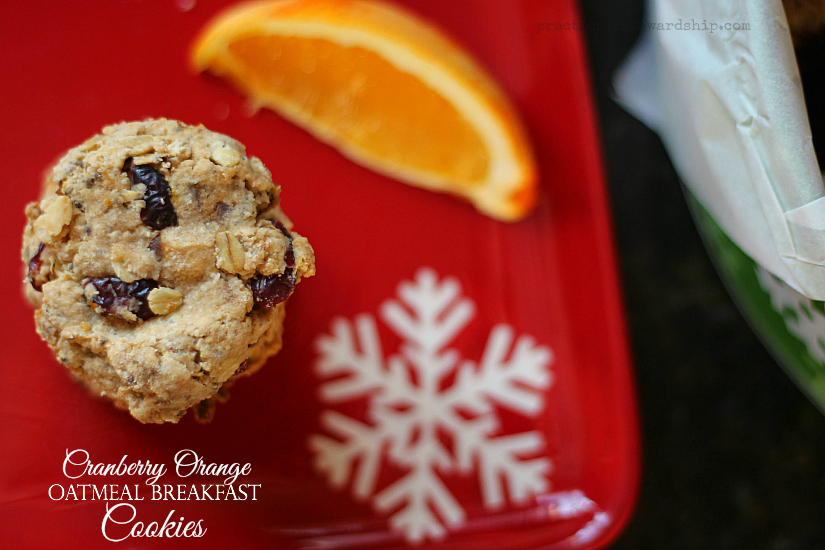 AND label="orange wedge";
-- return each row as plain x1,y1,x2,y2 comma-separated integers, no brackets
192,0,538,221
